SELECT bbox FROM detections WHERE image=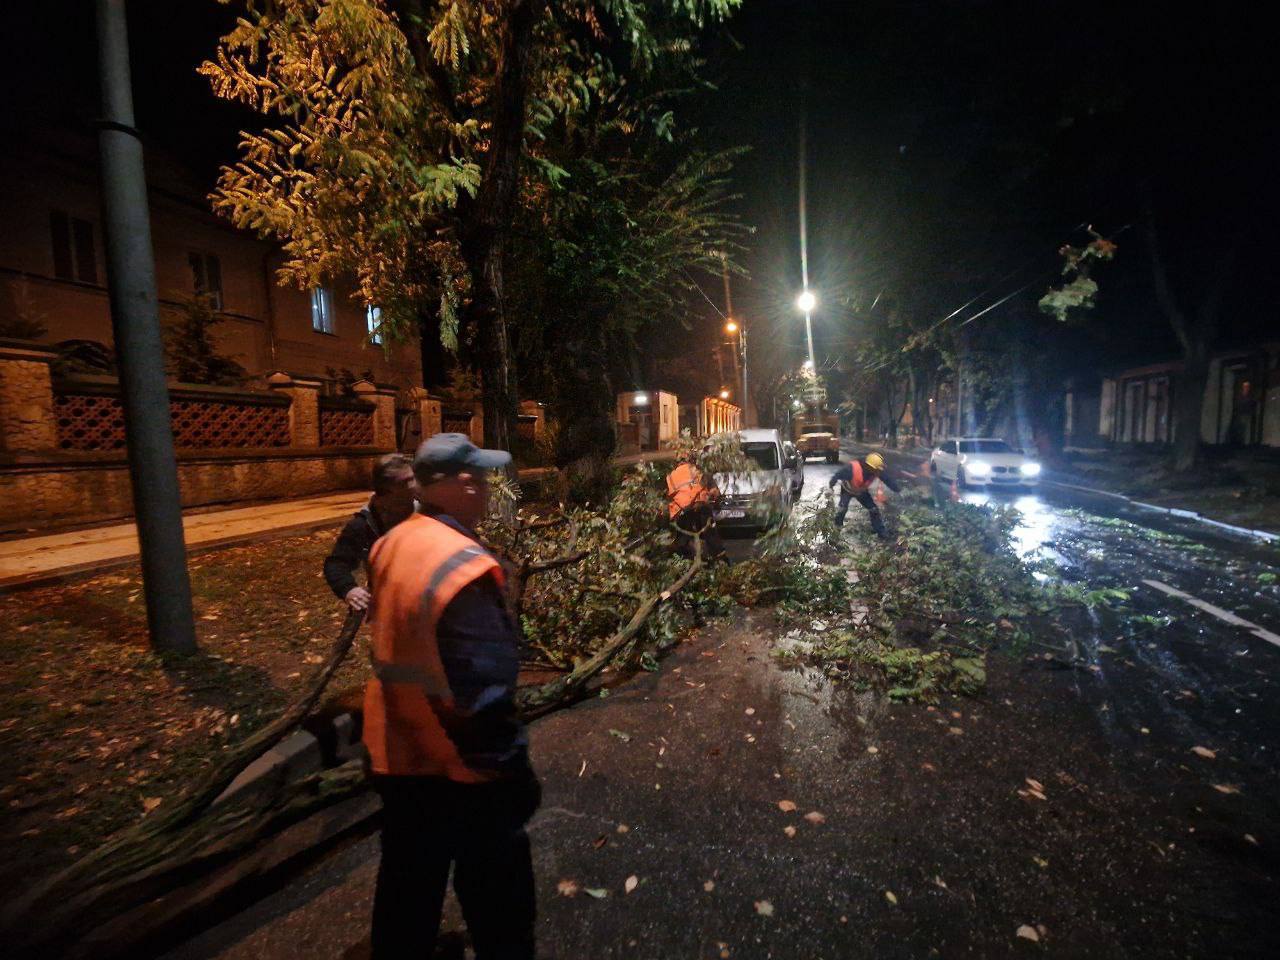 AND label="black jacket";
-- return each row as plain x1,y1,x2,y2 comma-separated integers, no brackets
322,504,384,599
